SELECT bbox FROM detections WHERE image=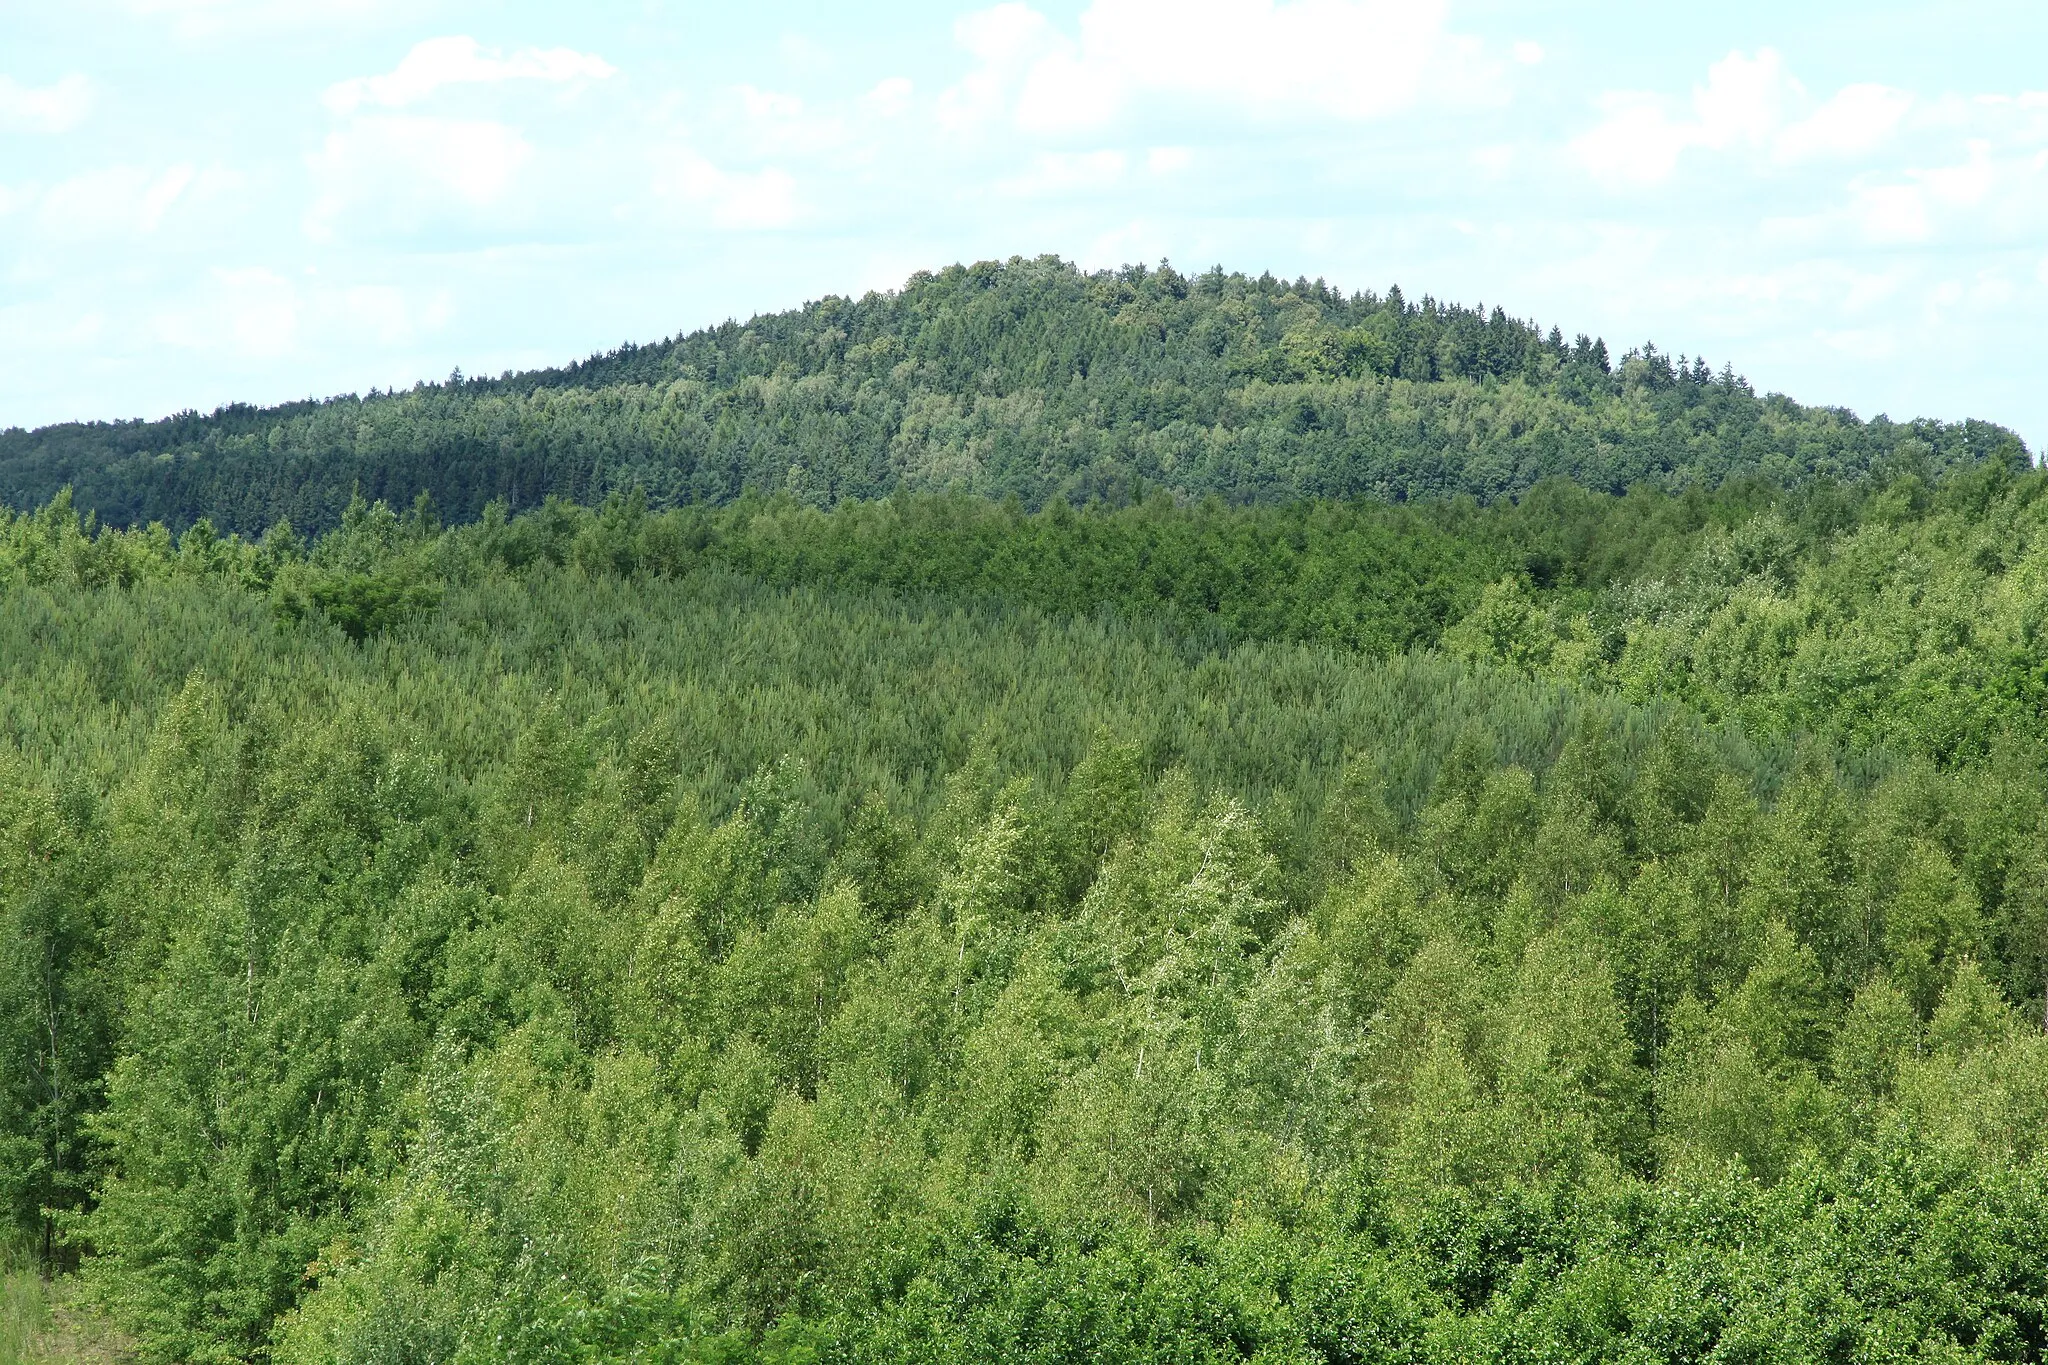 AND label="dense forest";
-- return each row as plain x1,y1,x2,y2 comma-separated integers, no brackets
0,256,2028,534
7,410,2048,1361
